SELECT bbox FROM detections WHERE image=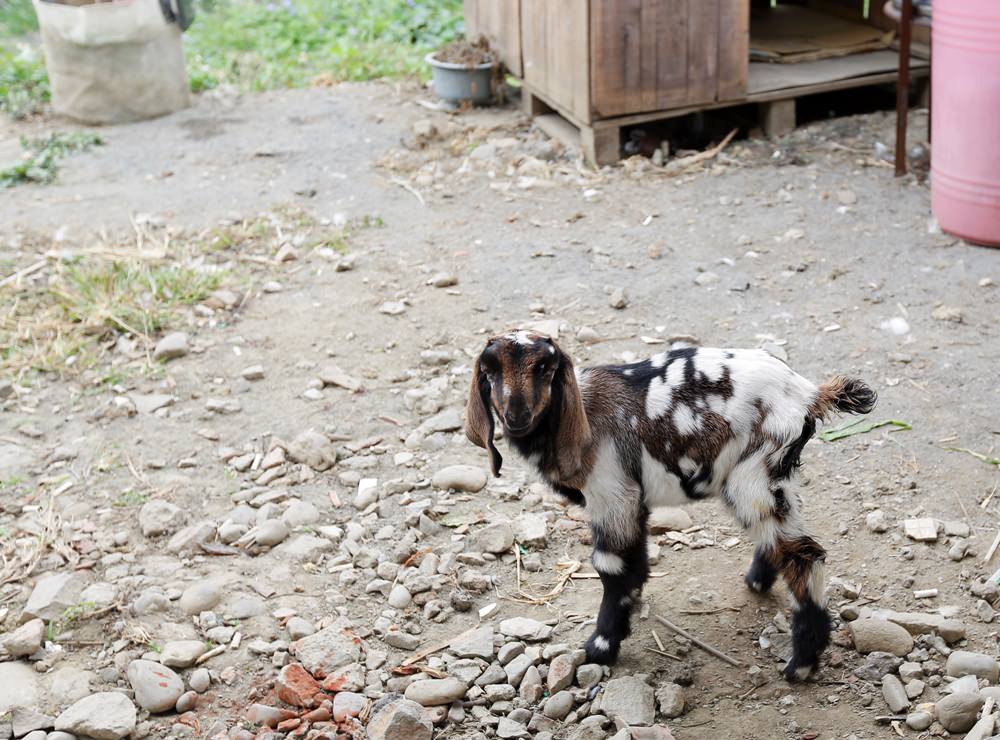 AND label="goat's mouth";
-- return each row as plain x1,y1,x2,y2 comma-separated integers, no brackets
503,421,533,438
